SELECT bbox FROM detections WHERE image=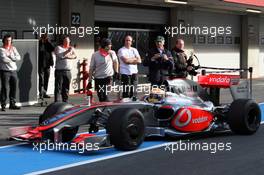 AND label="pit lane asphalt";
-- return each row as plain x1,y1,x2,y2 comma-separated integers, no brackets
41,126,264,175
